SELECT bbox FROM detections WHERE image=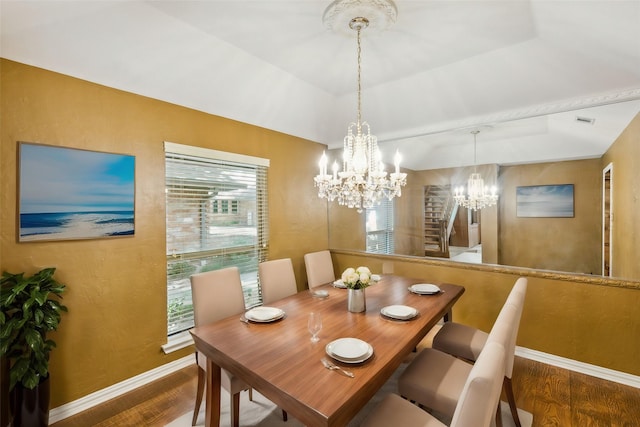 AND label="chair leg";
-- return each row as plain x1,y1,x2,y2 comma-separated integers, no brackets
231,392,241,427
282,410,288,421
249,387,253,401
495,401,503,427
192,366,206,426
504,377,522,427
